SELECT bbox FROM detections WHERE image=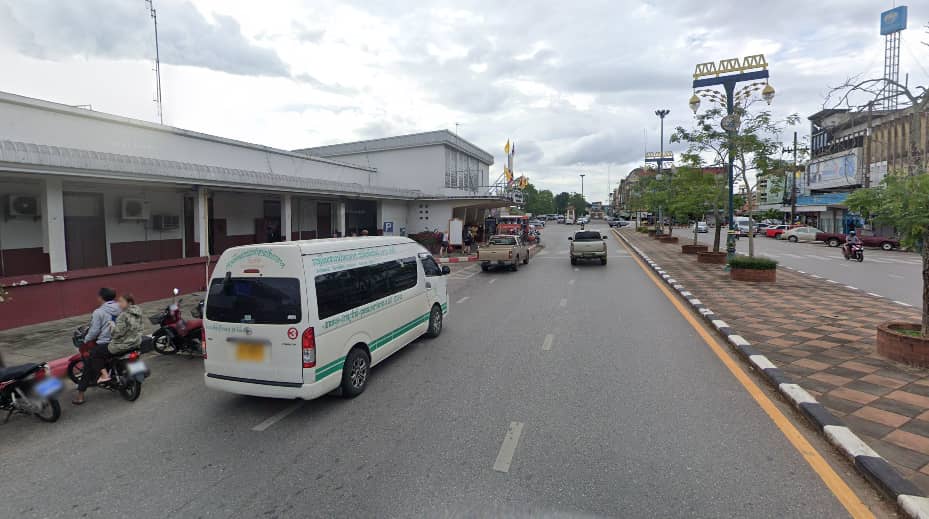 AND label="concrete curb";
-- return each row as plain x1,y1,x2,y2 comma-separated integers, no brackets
613,229,929,518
